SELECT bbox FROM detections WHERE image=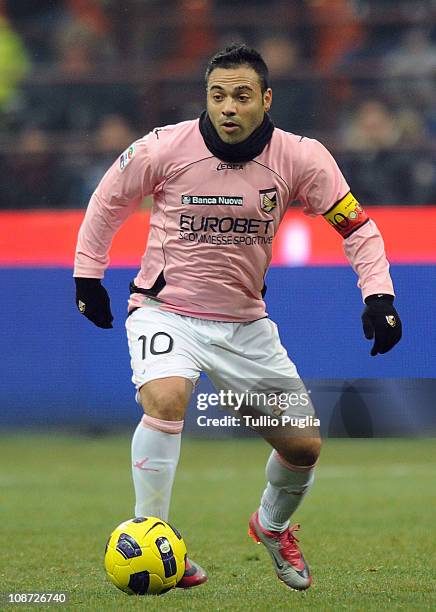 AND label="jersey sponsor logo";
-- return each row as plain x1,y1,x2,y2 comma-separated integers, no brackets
259,188,278,213
216,162,244,171
119,144,135,171
323,192,369,238
180,214,272,234
178,214,274,246
182,195,243,206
